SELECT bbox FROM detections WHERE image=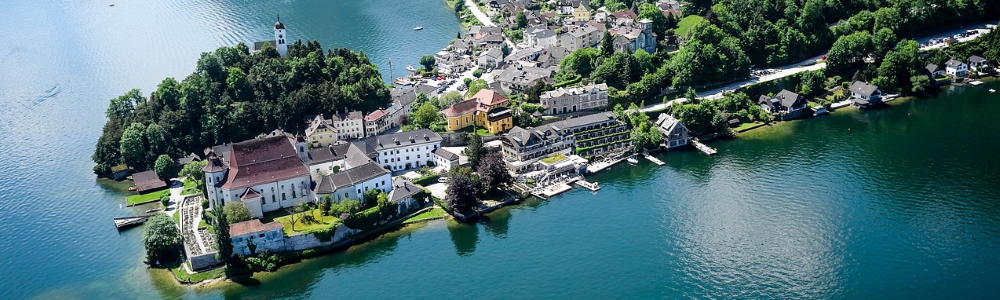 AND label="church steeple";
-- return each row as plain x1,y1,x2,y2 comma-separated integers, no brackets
273,14,288,56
